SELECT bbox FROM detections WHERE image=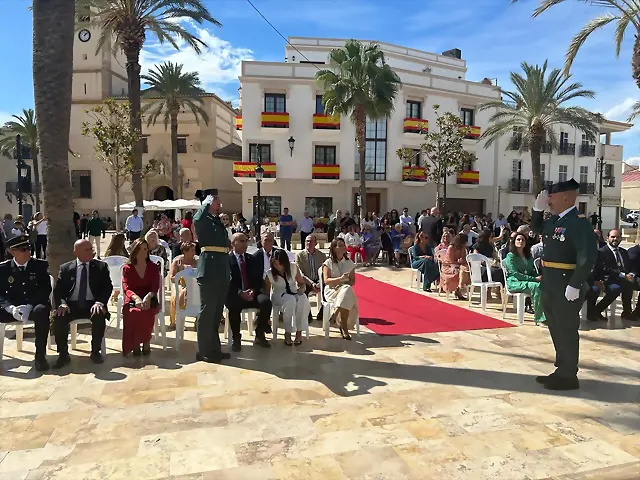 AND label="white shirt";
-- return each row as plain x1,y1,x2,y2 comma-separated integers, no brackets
261,248,272,279
234,252,249,290
13,258,29,269
608,243,626,272
558,206,576,219
400,214,413,226
299,217,314,233
494,218,508,229
69,260,95,302
343,232,362,247
11,228,22,237
35,220,47,235
125,215,143,232
461,230,478,247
